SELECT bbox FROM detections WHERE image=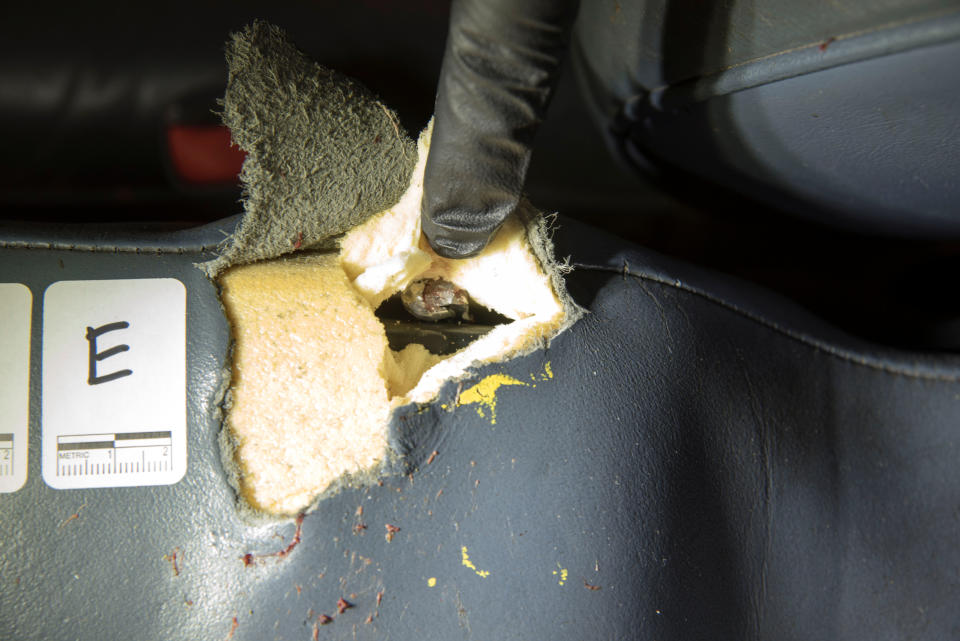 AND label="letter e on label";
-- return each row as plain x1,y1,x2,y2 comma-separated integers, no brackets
42,279,186,489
